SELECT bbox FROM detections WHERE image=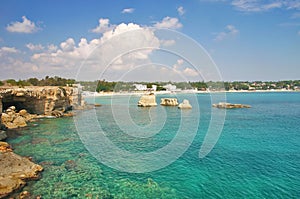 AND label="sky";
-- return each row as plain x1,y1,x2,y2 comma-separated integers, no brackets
0,0,299,81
